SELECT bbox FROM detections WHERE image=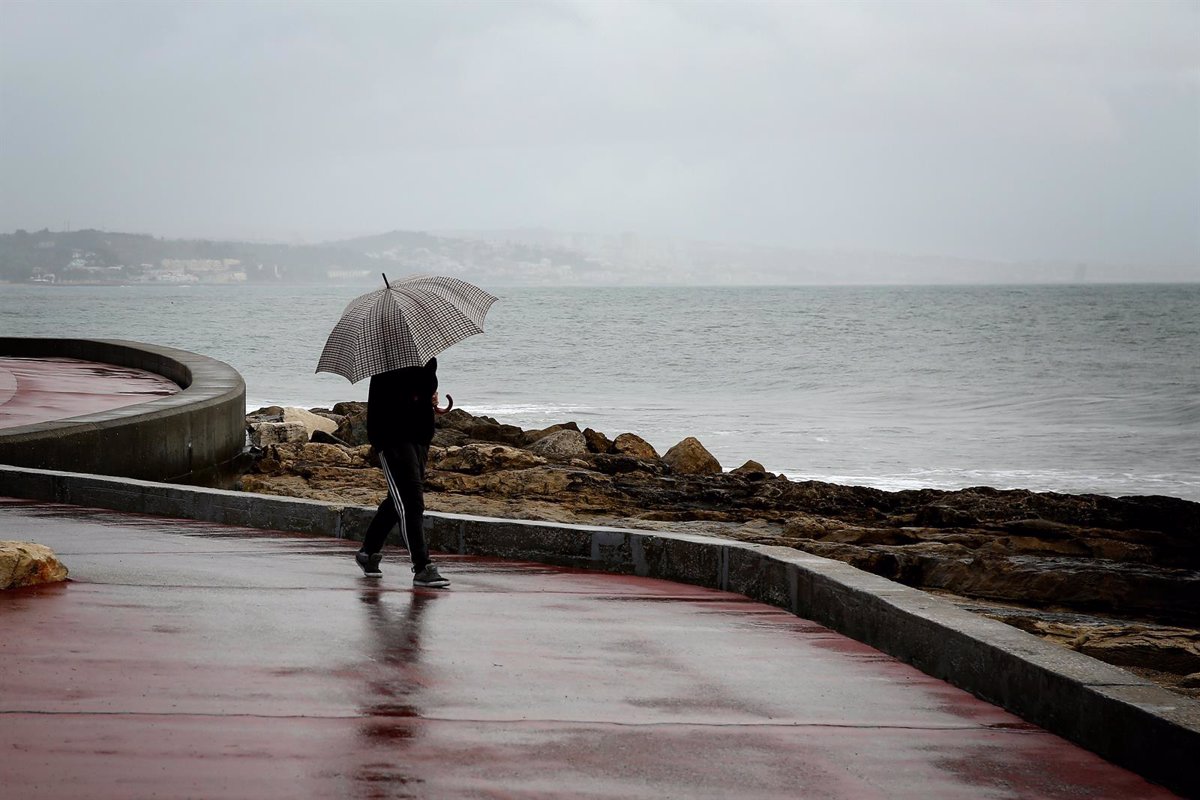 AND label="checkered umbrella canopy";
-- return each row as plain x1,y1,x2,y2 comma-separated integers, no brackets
316,274,497,383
